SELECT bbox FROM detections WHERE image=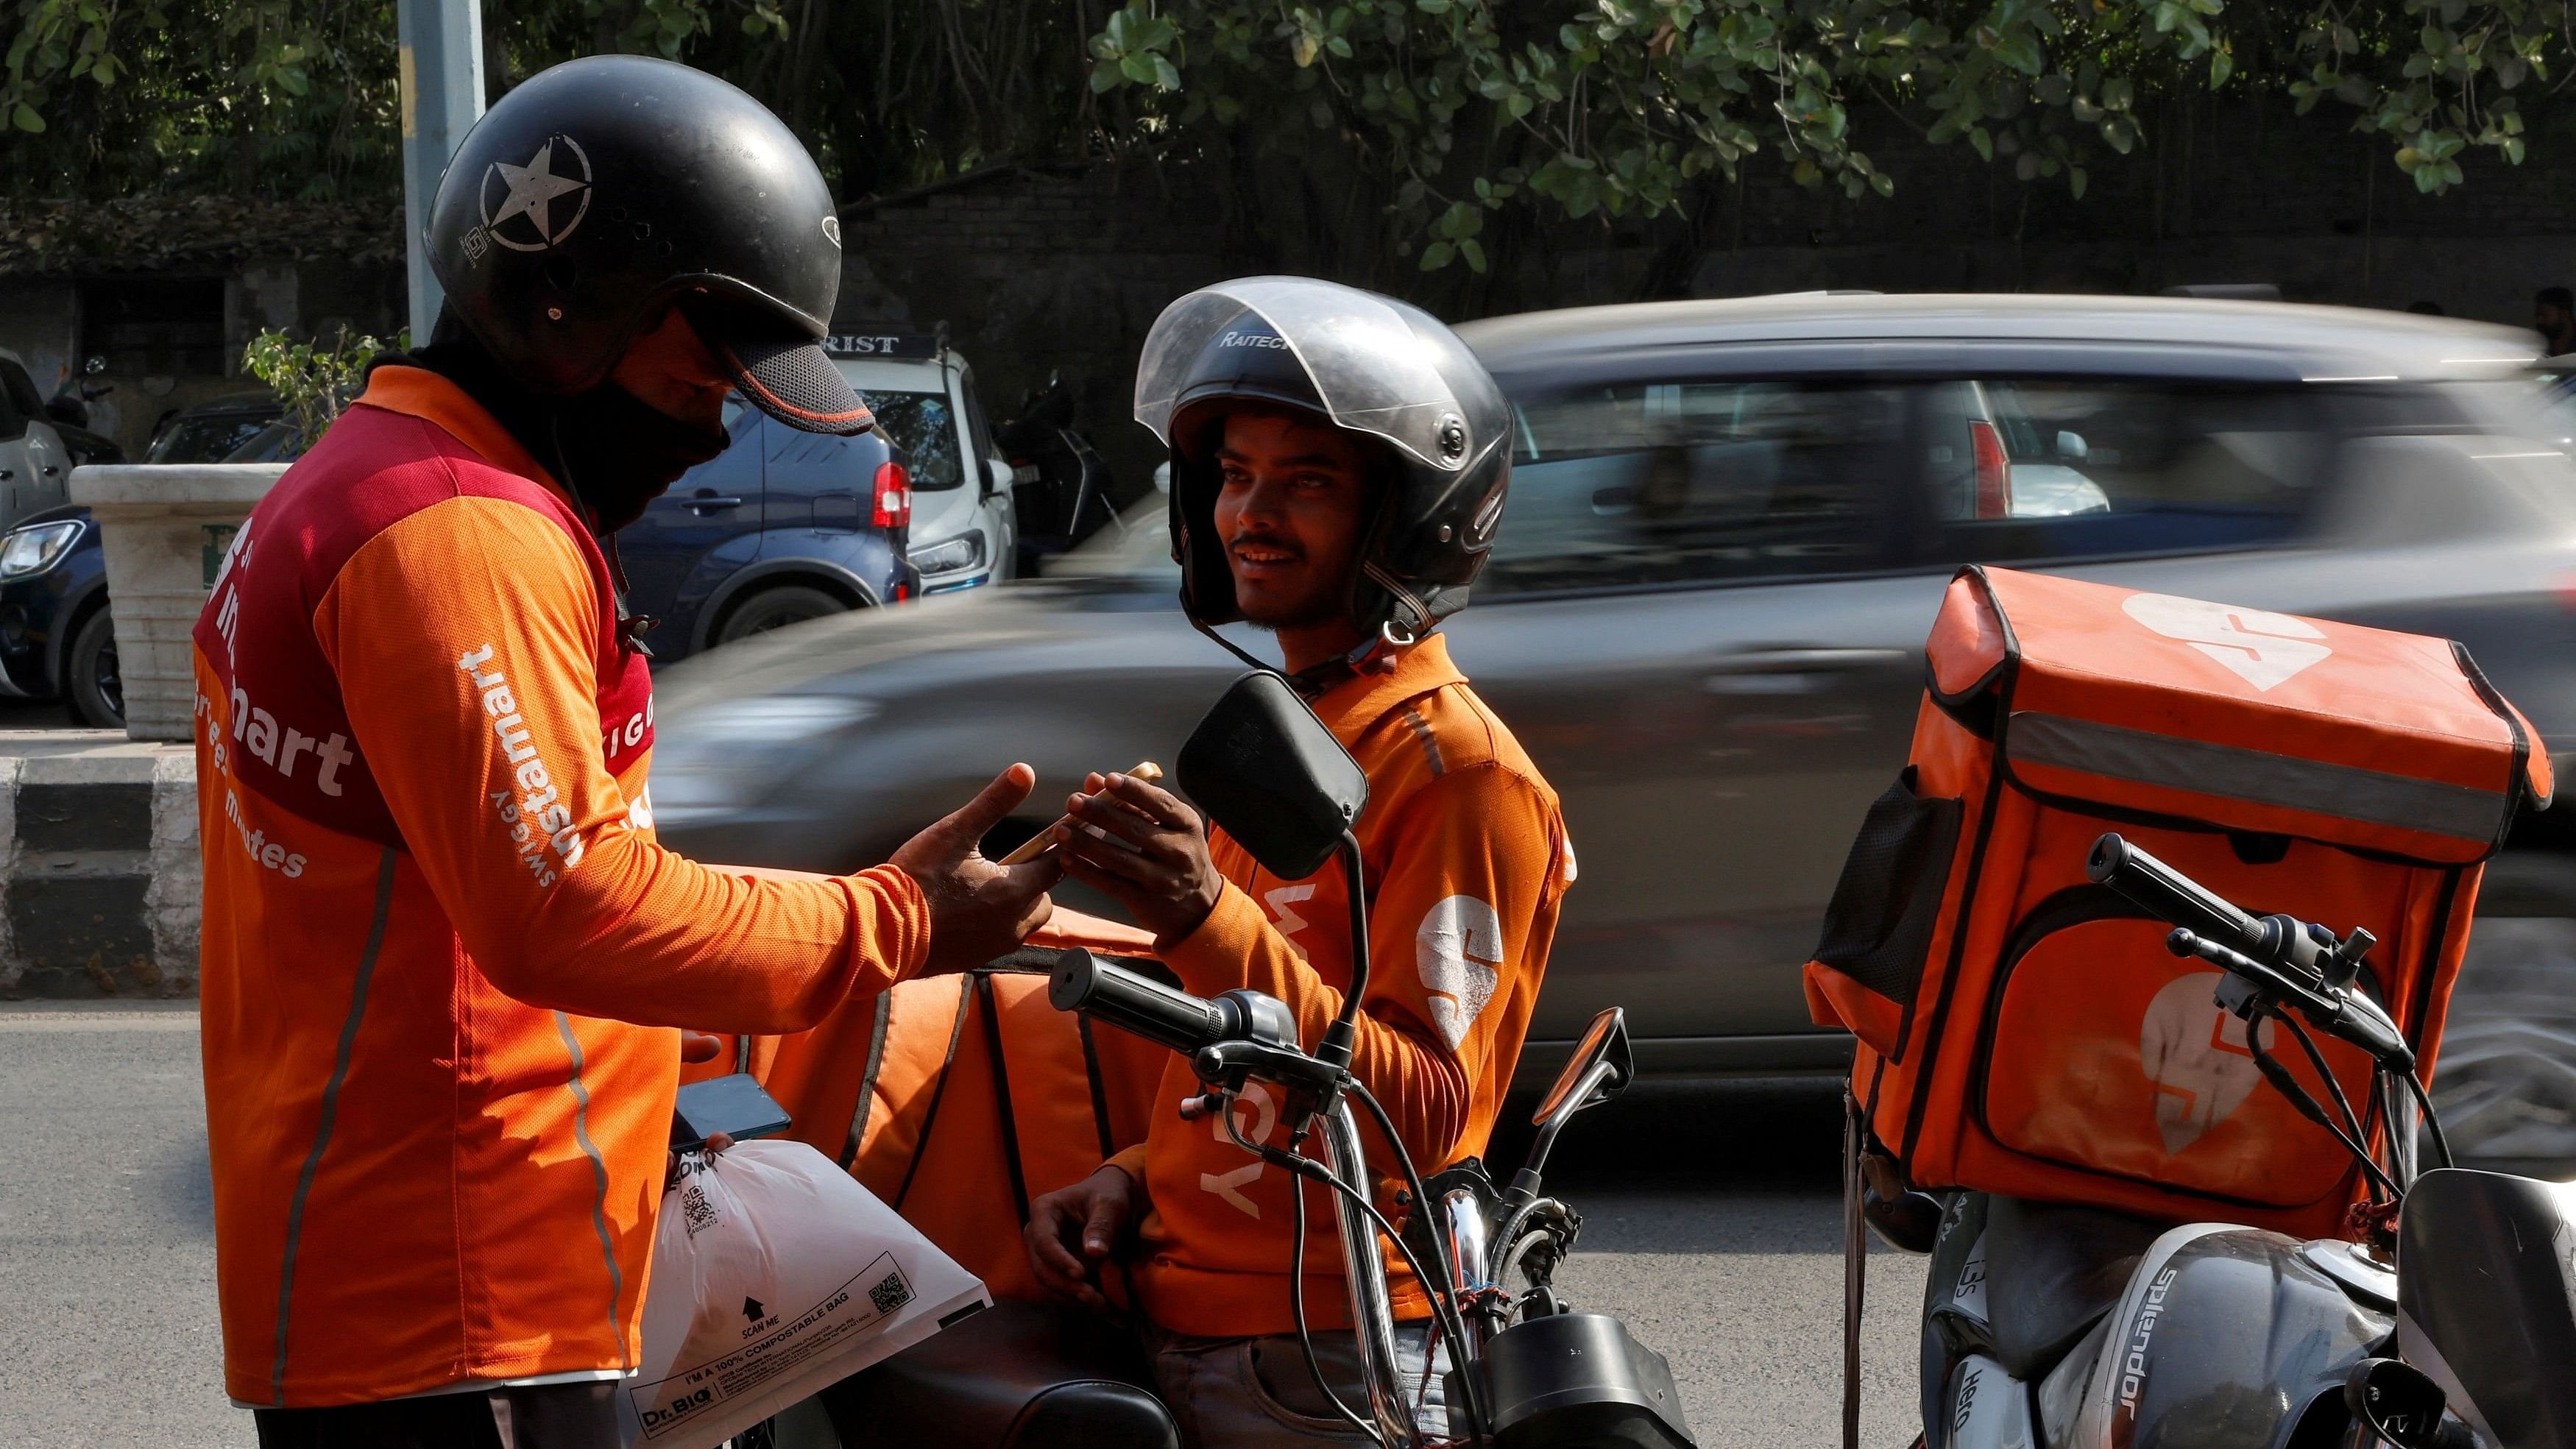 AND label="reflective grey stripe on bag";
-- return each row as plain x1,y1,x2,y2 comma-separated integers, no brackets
2006,712,2508,846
